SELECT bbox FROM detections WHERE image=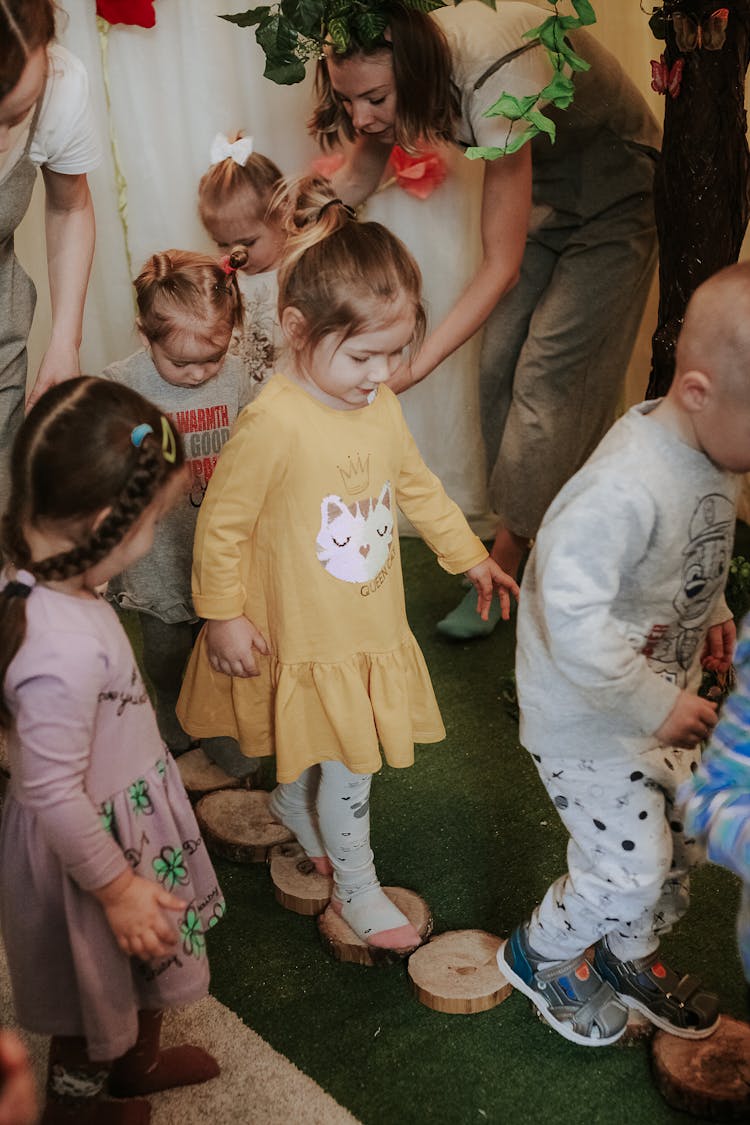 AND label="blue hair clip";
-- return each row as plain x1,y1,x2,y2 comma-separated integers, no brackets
131,423,154,448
